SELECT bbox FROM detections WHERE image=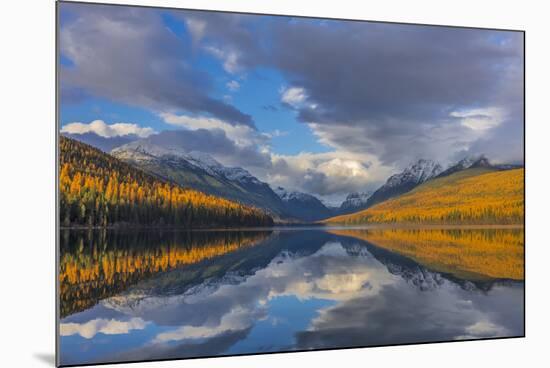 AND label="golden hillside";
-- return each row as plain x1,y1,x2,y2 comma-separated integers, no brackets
324,168,524,225
59,136,273,228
